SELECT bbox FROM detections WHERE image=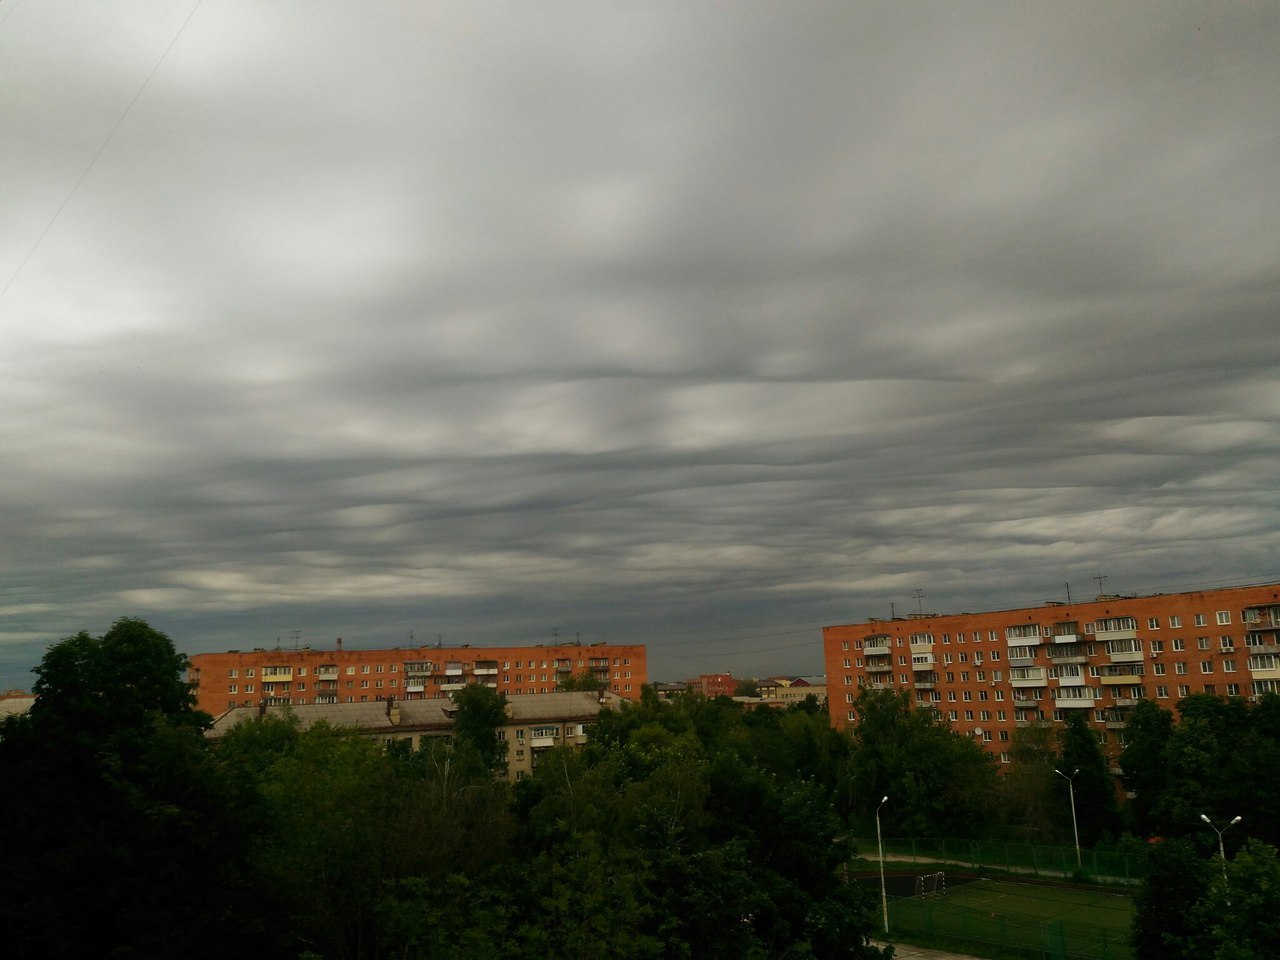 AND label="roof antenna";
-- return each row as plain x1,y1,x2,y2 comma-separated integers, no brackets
1092,573,1108,598
913,588,924,616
